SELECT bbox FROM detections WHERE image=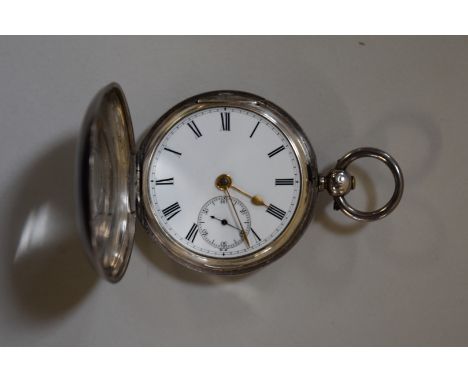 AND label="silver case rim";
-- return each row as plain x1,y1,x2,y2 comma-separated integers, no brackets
137,90,318,275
